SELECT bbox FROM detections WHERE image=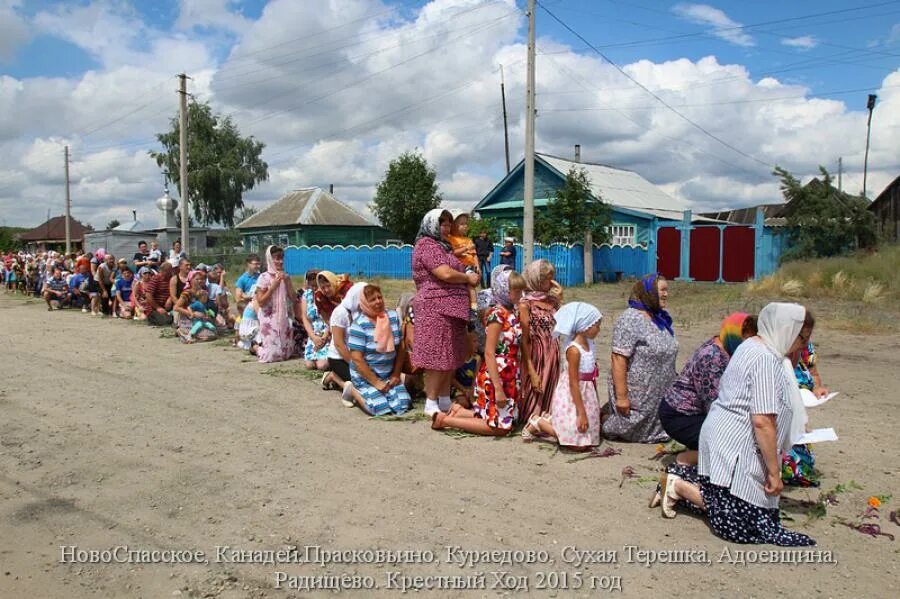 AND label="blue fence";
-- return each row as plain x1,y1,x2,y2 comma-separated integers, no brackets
284,243,649,287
